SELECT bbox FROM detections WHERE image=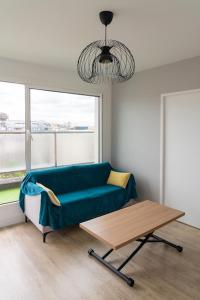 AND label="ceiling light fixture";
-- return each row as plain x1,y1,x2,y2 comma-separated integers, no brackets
77,11,135,84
